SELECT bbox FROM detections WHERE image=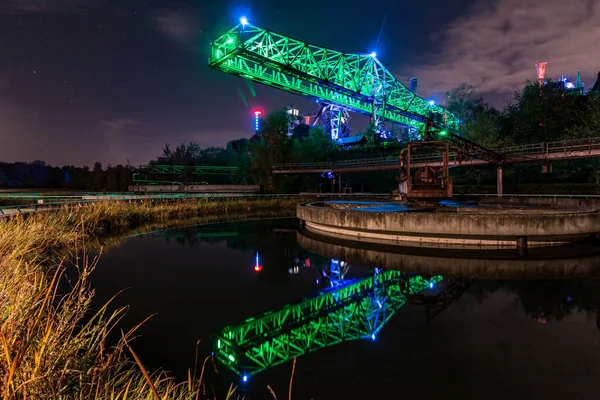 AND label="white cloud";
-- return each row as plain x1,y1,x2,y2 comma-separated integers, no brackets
153,10,199,51
402,0,600,99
